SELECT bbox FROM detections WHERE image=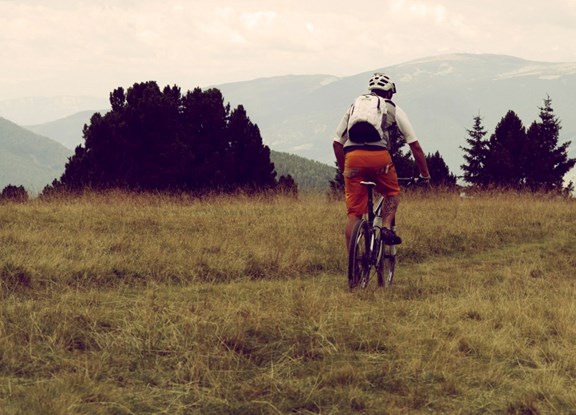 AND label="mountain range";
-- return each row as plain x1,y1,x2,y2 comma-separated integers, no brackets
1,53,575,192
214,53,576,171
